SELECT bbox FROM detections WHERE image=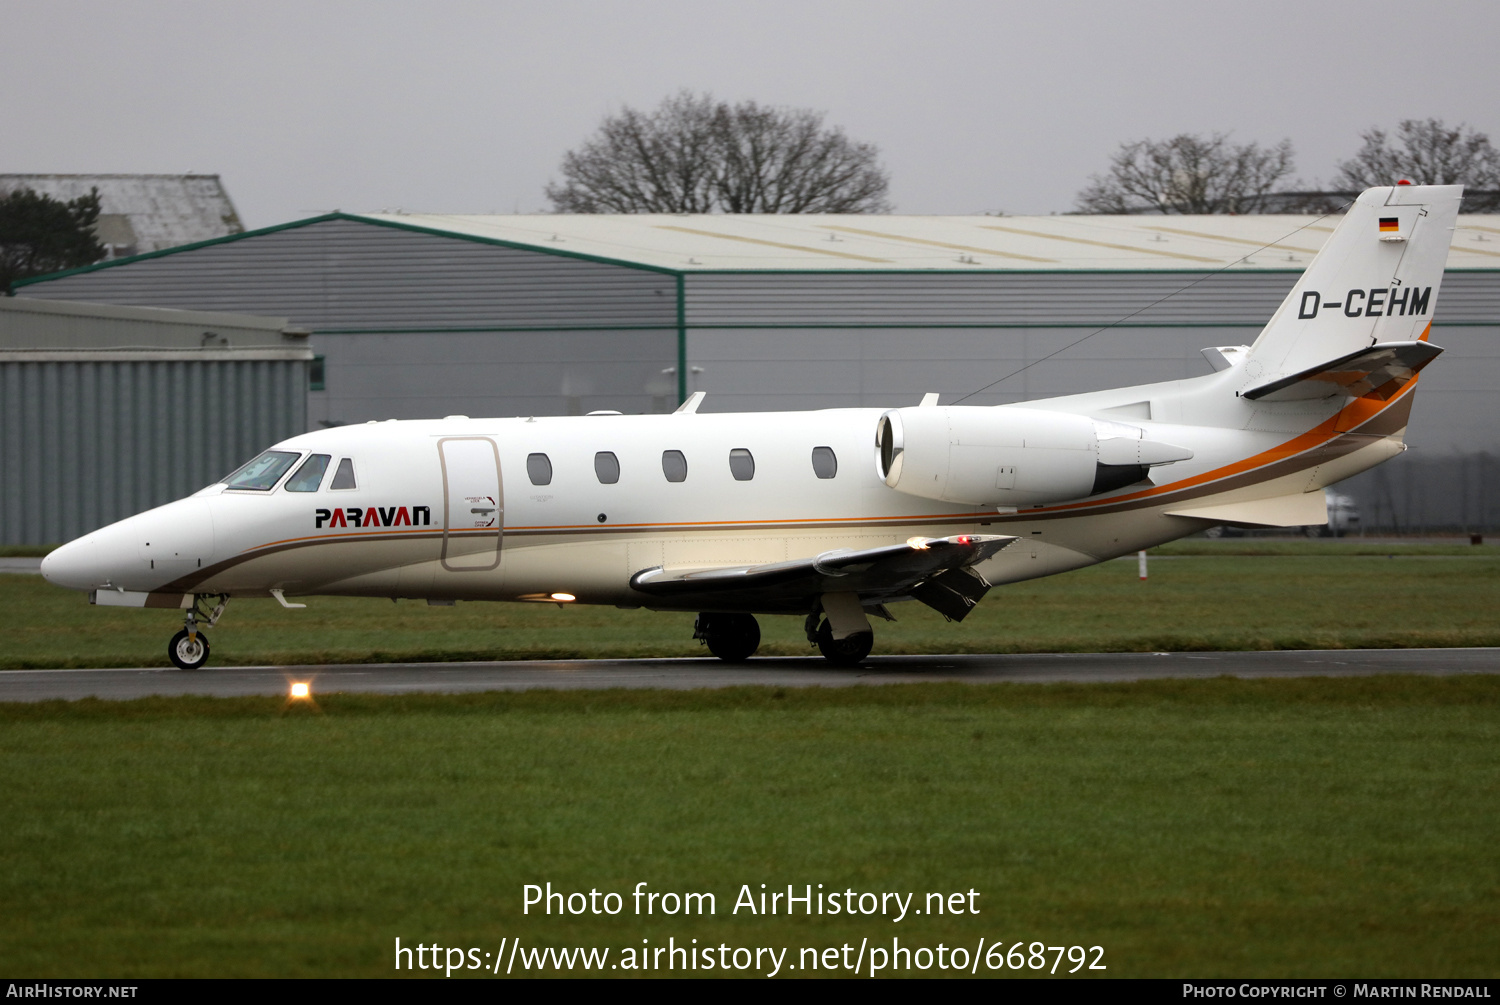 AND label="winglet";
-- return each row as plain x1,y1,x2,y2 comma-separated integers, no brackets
674,391,706,414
